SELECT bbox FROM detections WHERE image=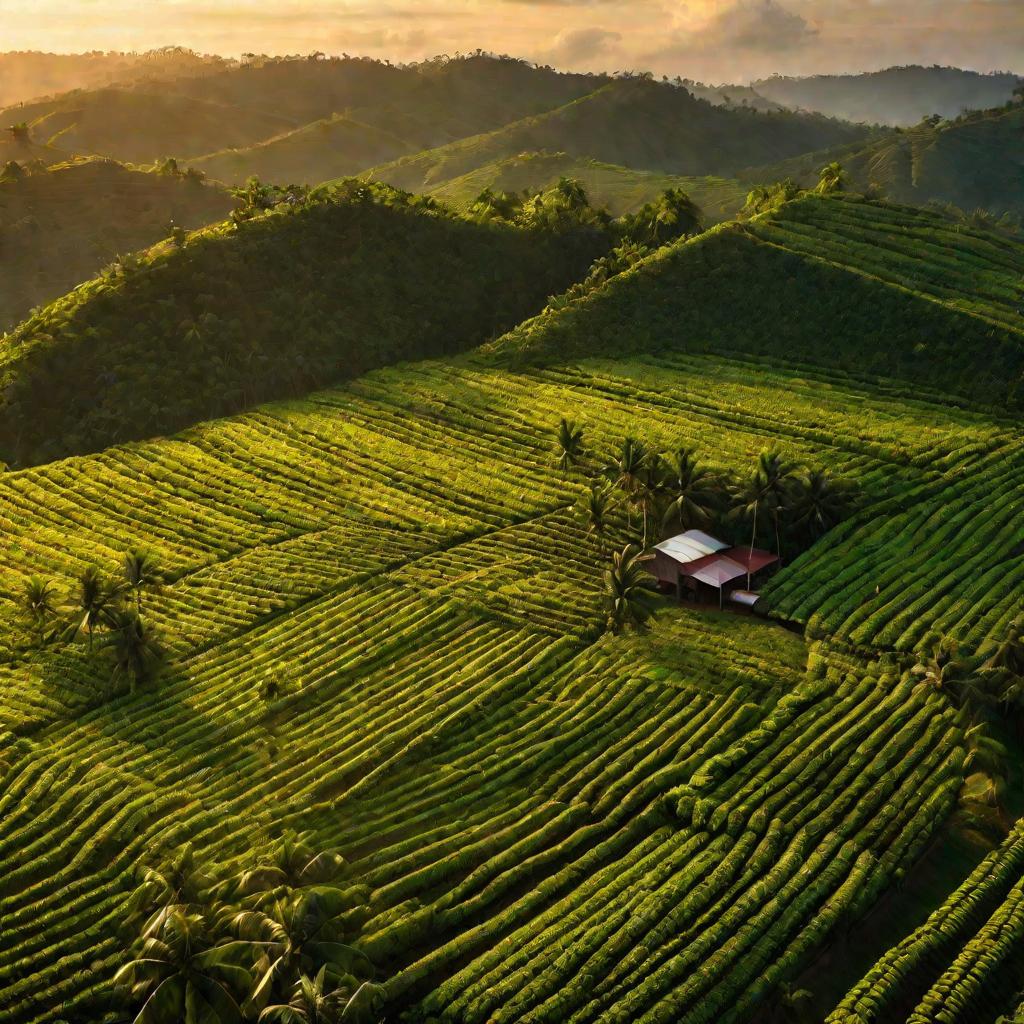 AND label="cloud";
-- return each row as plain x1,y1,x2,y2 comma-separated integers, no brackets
549,26,622,65
702,0,817,53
